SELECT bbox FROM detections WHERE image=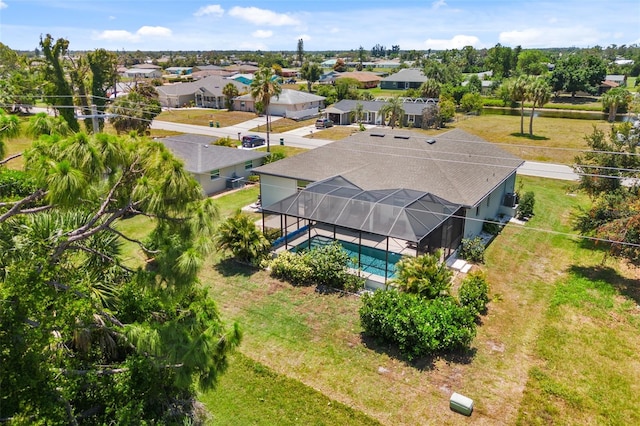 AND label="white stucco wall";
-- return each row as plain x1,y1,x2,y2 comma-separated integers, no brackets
463,173,518,238
260,175,297,208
